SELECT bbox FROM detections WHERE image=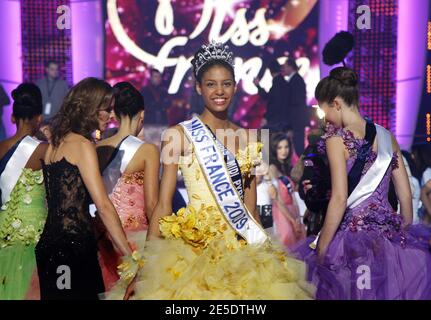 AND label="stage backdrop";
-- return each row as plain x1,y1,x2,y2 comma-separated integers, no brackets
104,0,319,128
